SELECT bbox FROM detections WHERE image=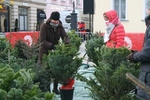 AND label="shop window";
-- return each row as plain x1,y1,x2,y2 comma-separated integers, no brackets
113,0,127,20
19,7,28,31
